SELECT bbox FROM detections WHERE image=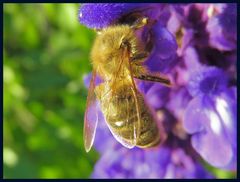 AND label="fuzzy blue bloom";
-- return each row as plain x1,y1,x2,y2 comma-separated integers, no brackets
79,3,151,29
